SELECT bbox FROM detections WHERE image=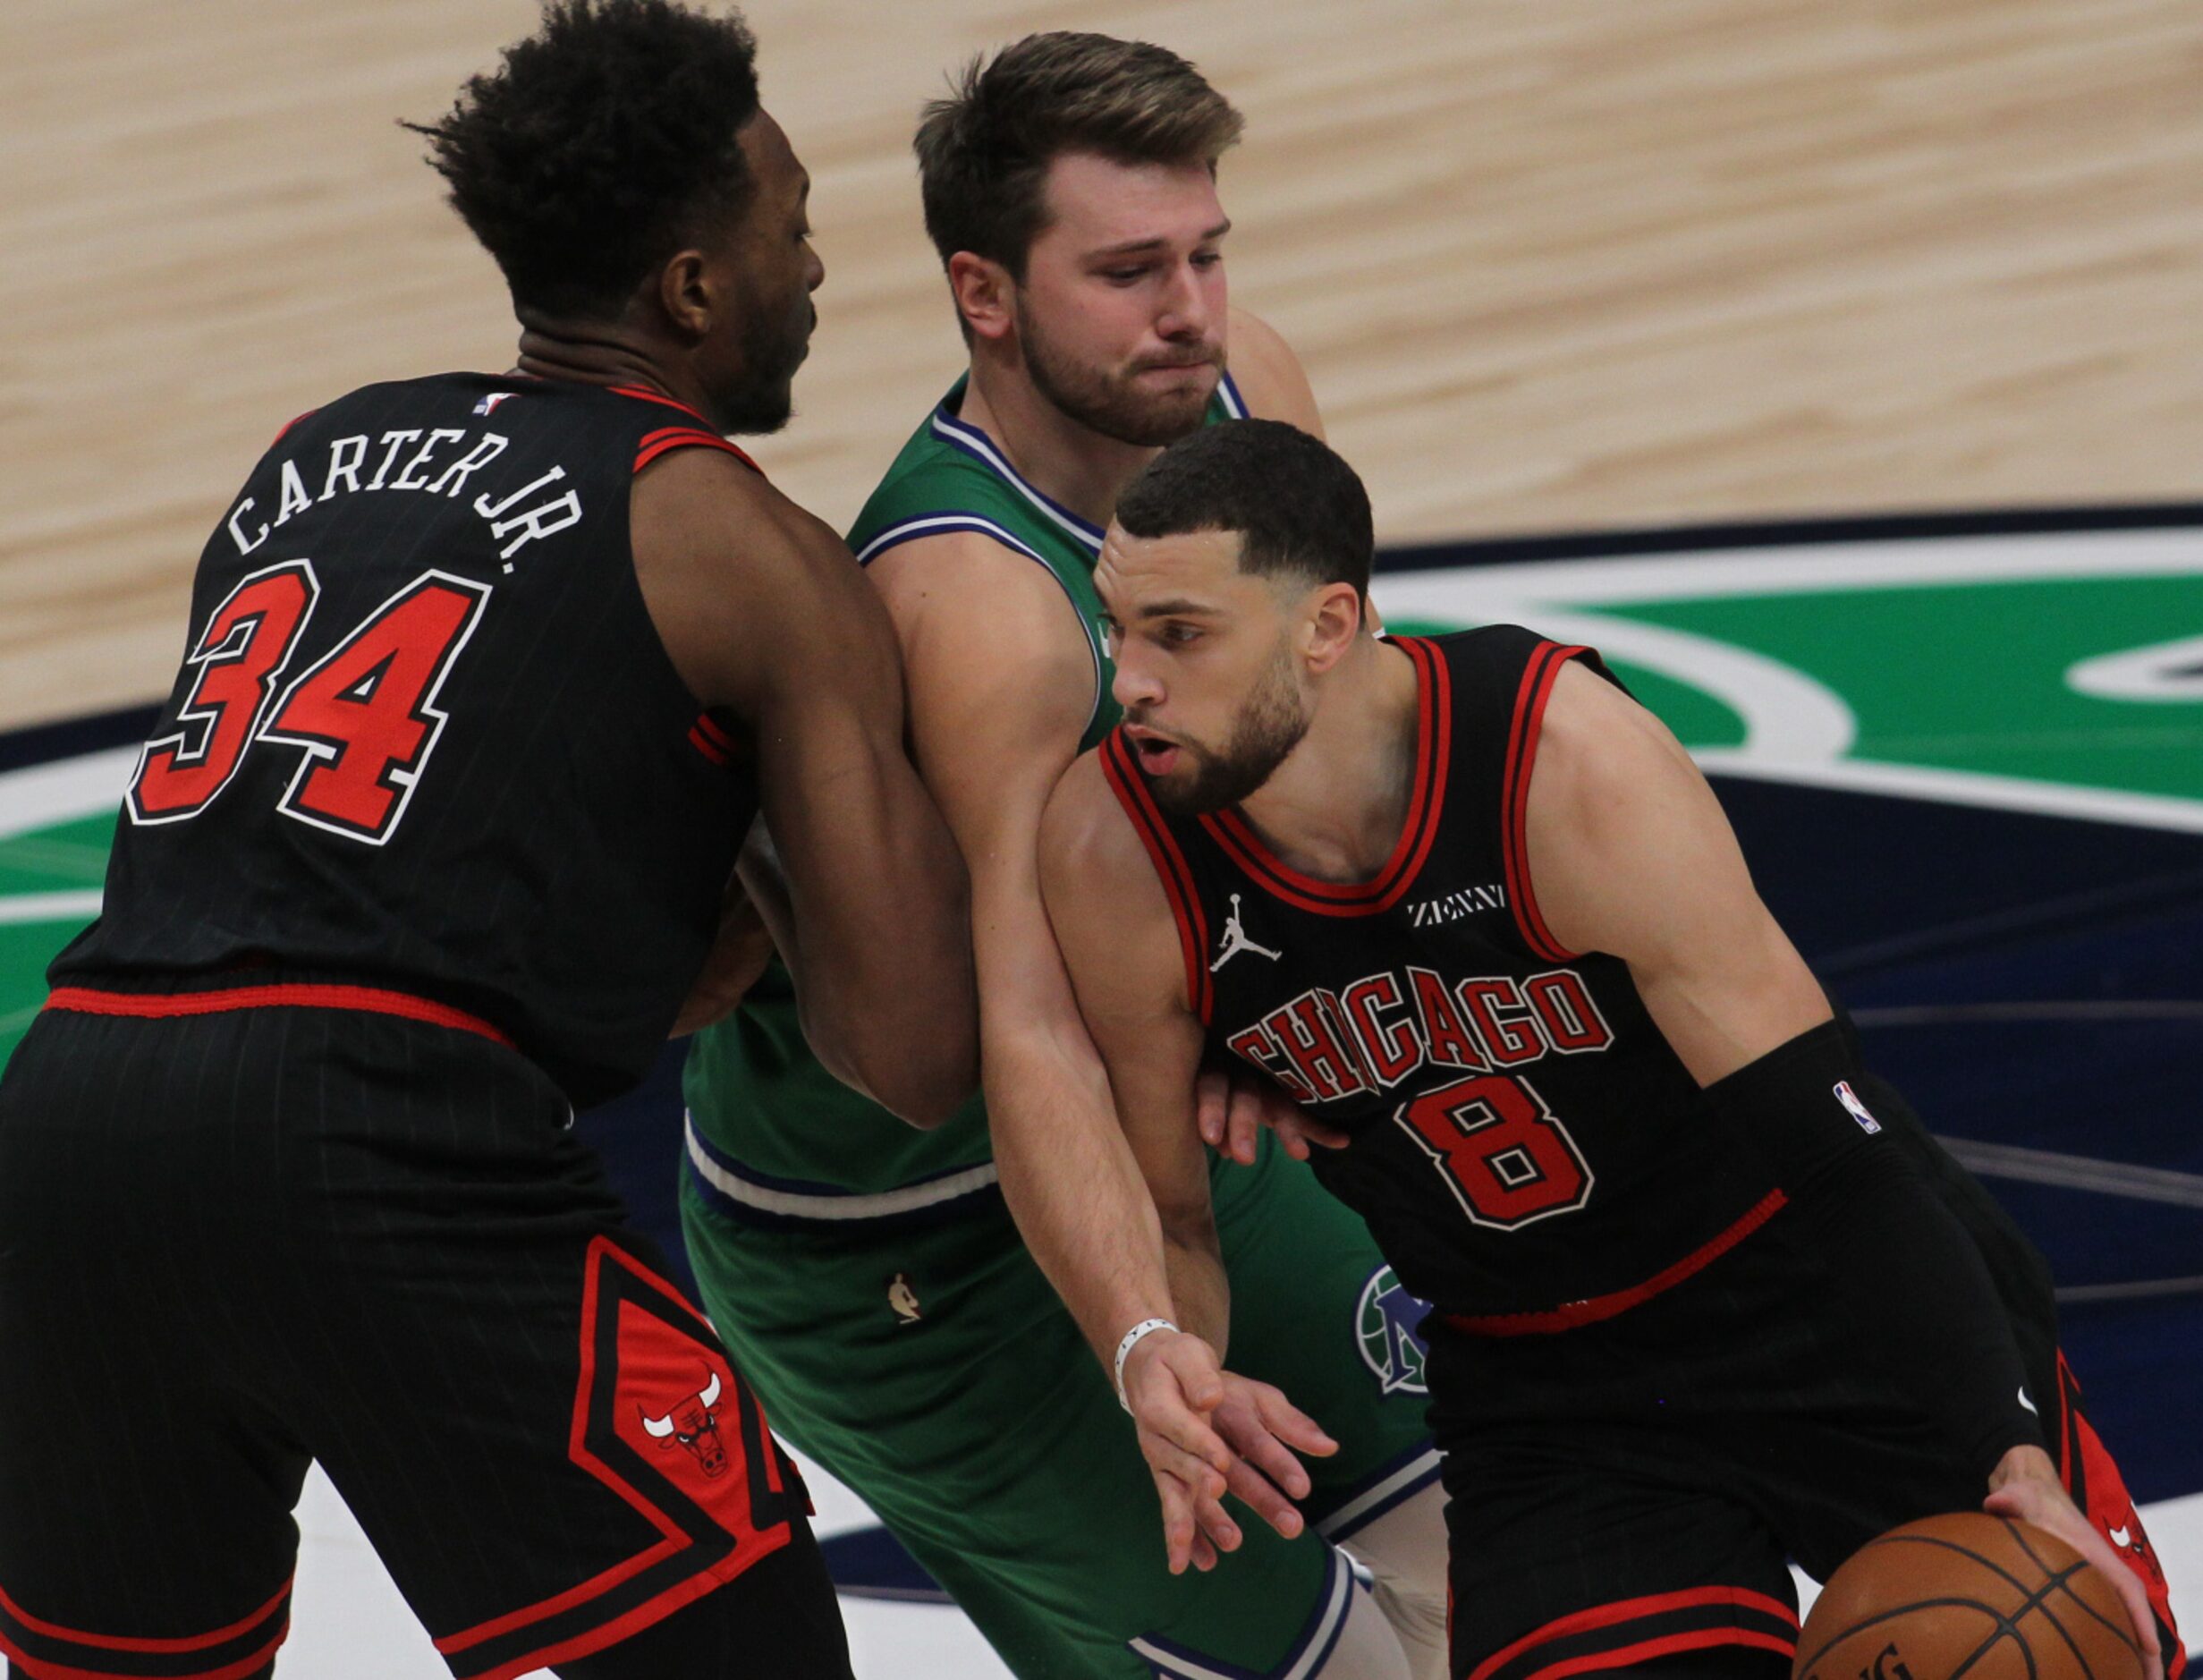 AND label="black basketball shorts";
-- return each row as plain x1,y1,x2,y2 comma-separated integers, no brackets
1428,1092,2183,1680
0,987,850,1680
